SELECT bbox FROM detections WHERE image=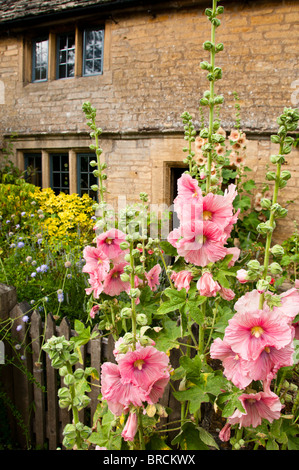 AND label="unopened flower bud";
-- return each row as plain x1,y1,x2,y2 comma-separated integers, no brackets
271,244,284,257
269,262,283,275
